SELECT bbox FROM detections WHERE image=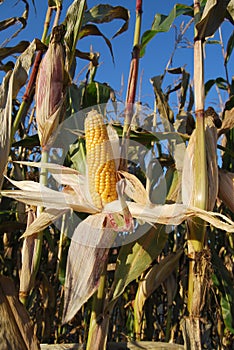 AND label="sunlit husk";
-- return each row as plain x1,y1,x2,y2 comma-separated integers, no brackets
0,71,12,190
19,207,37,299
182,116,218,211
62,214,116,324
218,169,234,213
36,26,65,147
